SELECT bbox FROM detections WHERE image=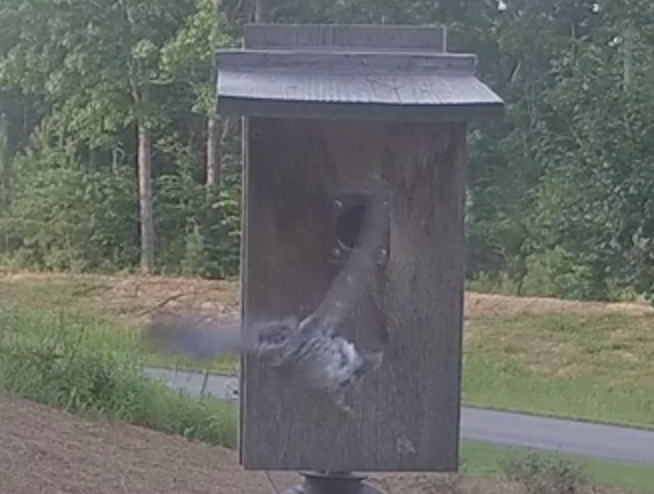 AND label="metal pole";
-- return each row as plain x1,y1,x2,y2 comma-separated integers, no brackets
282,472,386,494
